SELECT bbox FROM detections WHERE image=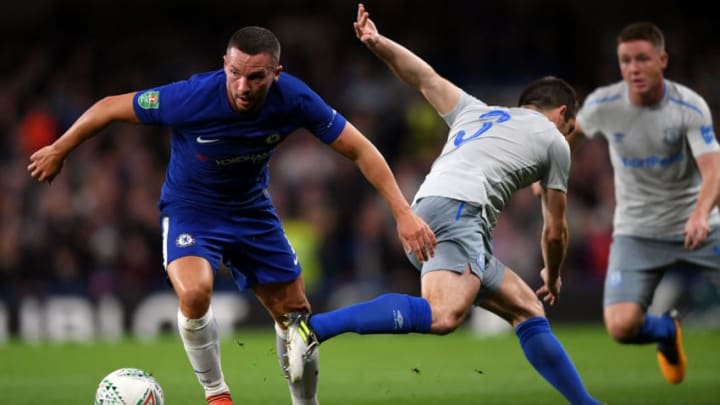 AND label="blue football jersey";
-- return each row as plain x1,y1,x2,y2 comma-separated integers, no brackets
133,69,347,208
